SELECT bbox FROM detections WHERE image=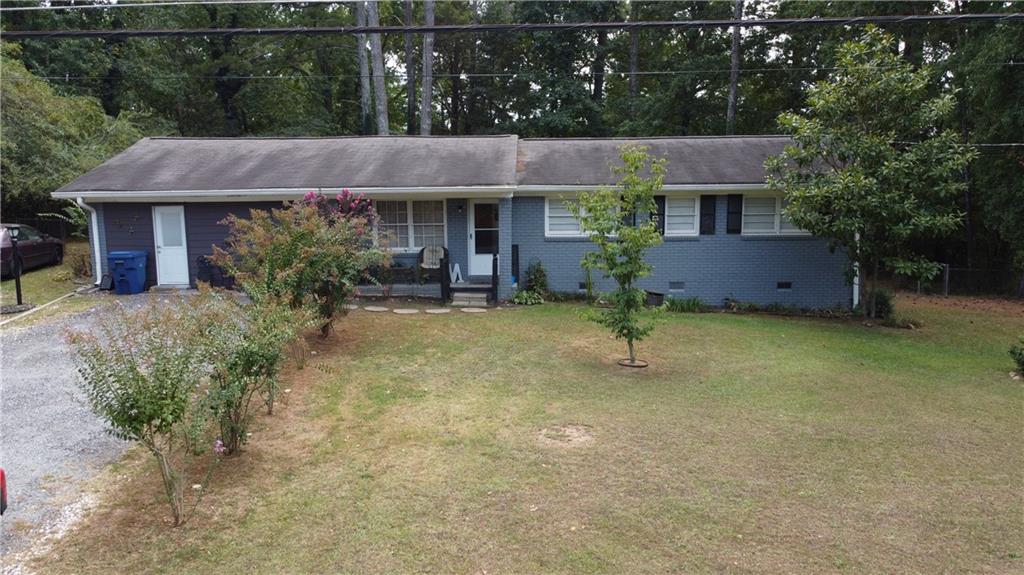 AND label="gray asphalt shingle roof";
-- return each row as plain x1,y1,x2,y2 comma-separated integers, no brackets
517,136,789,186
55,135,787,195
